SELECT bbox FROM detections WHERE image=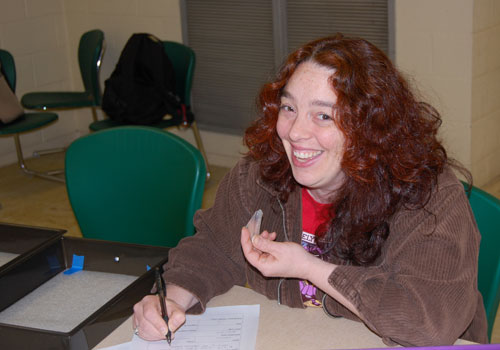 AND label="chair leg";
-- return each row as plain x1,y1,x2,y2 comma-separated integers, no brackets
190,121,211,181
33,147,66,158
14,134,65,183
91,106,99,122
